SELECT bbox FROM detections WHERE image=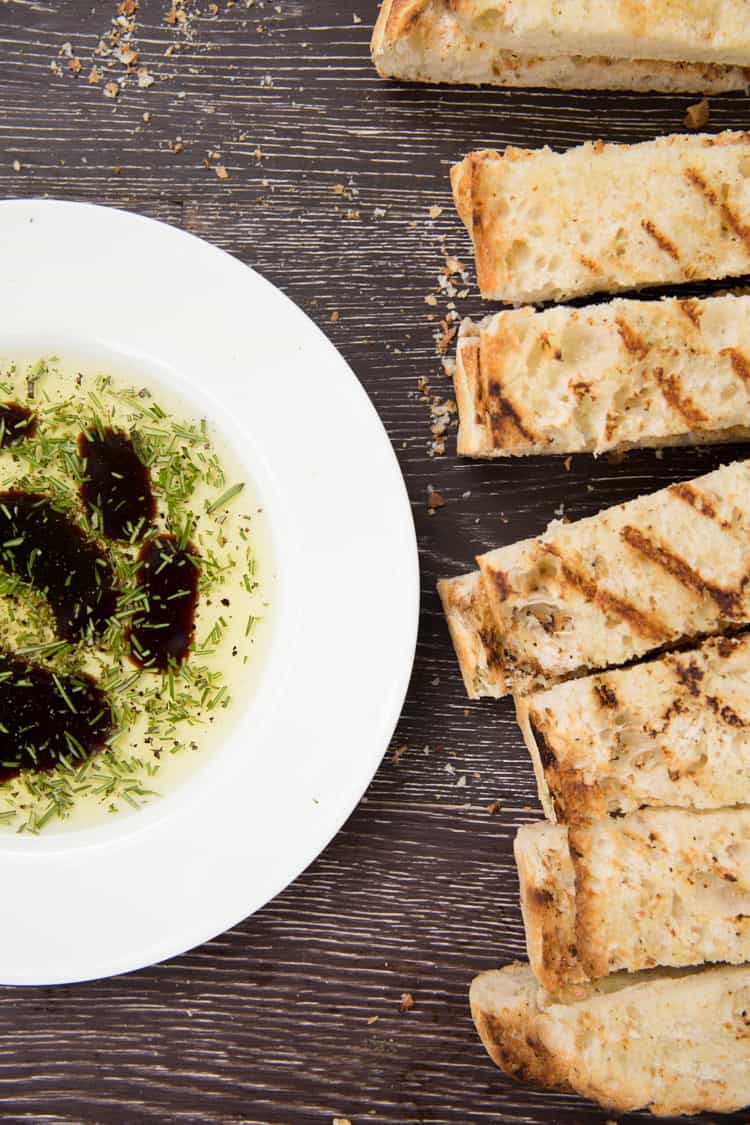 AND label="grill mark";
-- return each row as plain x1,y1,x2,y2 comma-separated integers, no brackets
529,719,557,770
685,167,750,255
677,299,702,329
487,377,537,445
641,219,680,262
723,346,750,386
674,658,704,697
477,628,502,669
594,682,618,709
492,569,509,603
652,366,708,429
706,694,746,728
621,524,744,617
670,482,730,531
615,317,650,359
542,543,666,642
